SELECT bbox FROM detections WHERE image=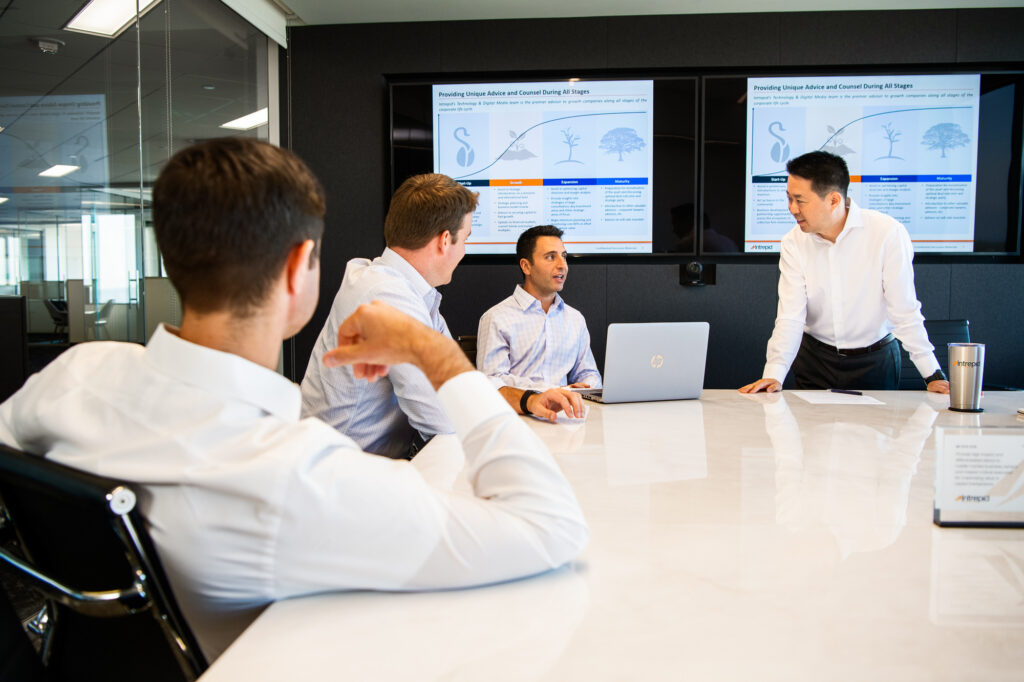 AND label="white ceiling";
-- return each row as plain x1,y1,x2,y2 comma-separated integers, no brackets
282,0,1024,26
